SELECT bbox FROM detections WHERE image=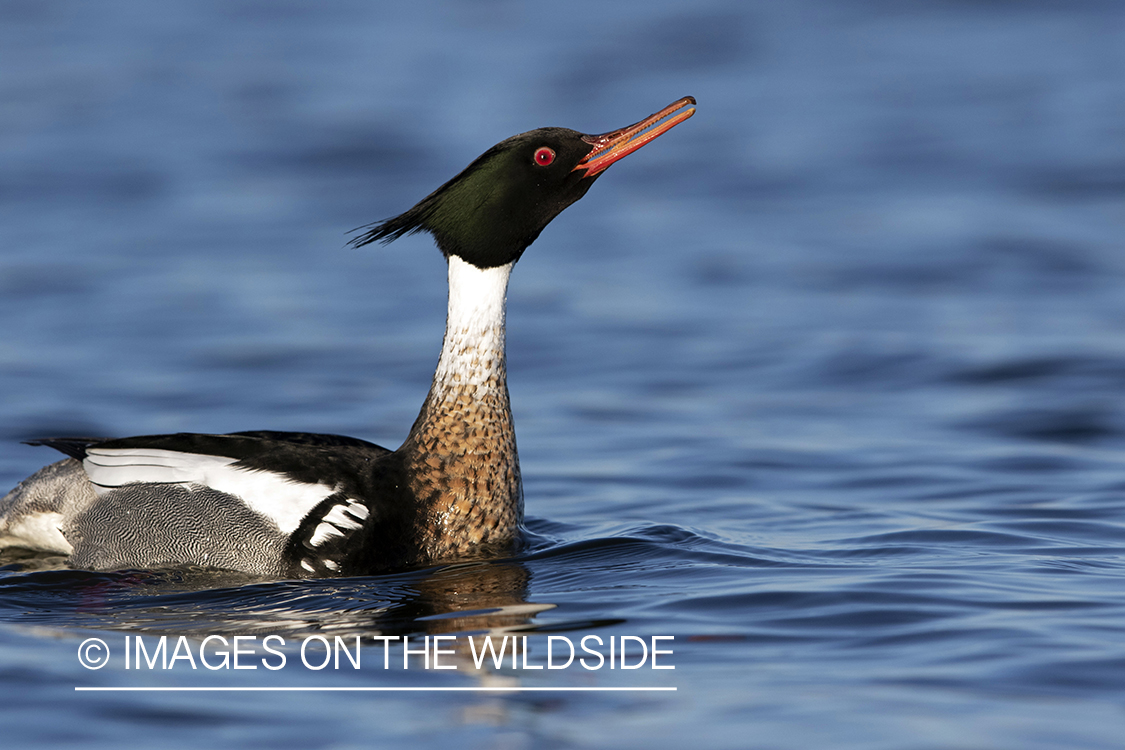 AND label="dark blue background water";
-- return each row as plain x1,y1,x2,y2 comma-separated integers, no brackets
3,1,1125,748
